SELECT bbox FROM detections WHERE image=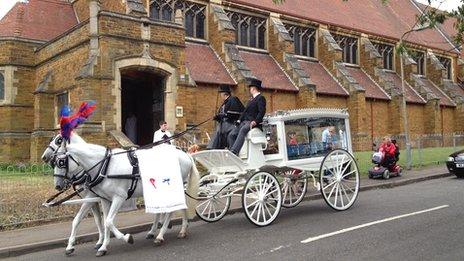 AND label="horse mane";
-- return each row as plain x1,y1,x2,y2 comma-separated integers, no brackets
68,142,107,161
70,132,86,144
